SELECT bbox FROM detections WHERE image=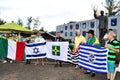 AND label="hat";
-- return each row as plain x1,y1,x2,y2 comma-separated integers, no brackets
87,29,94,35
